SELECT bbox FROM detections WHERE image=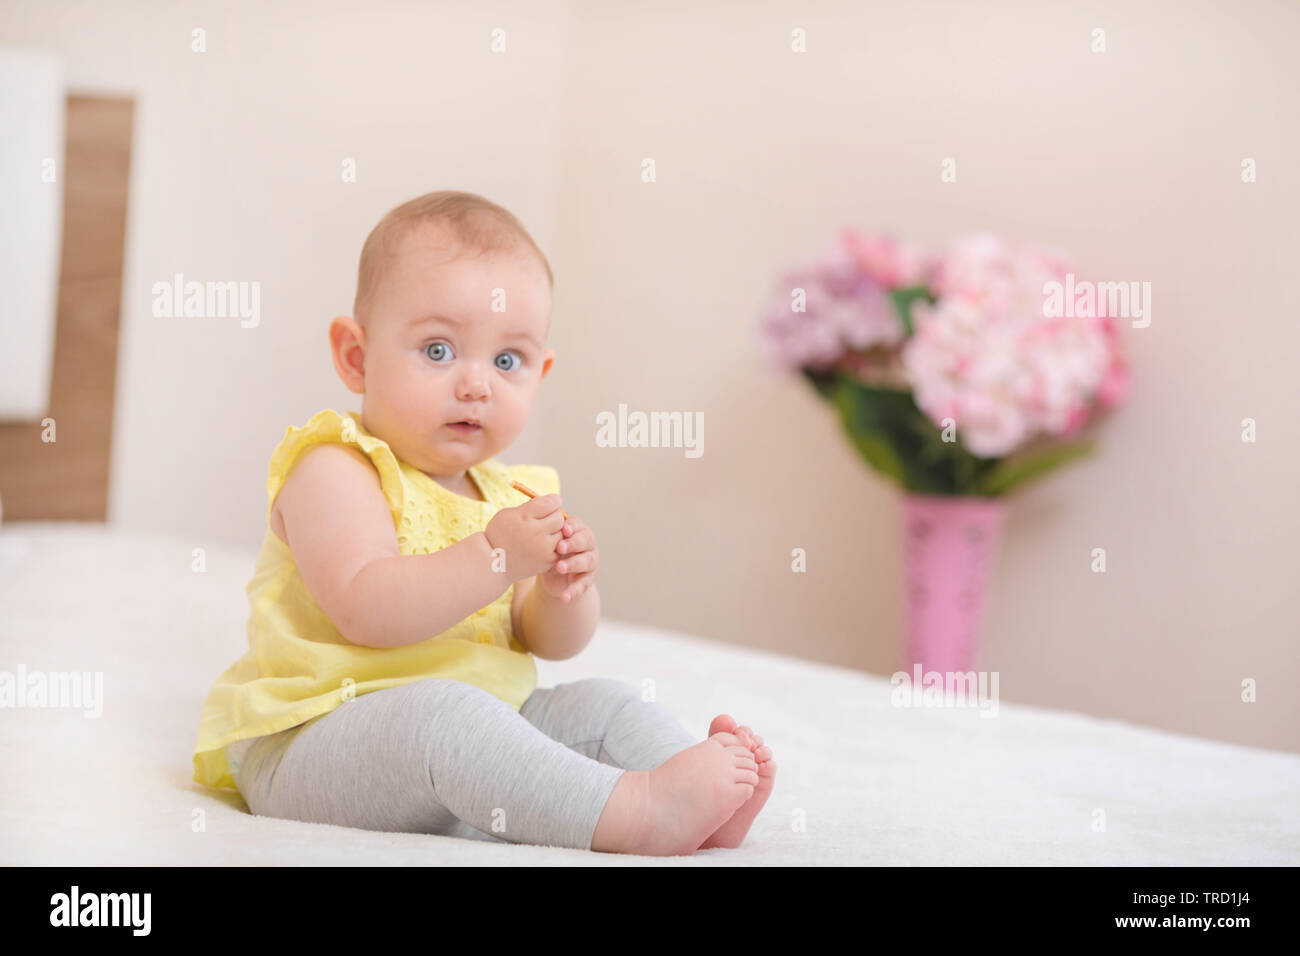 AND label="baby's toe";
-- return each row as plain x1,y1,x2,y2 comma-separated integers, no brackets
709,730,749,750
708,714,738,737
